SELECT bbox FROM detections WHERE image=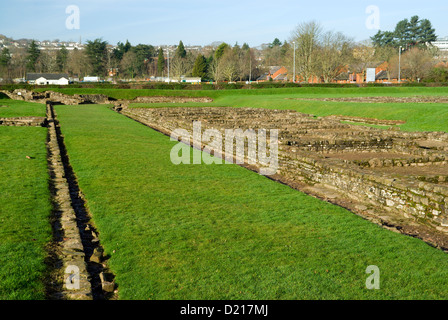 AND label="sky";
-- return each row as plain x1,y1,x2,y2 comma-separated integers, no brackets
1,0,447,47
